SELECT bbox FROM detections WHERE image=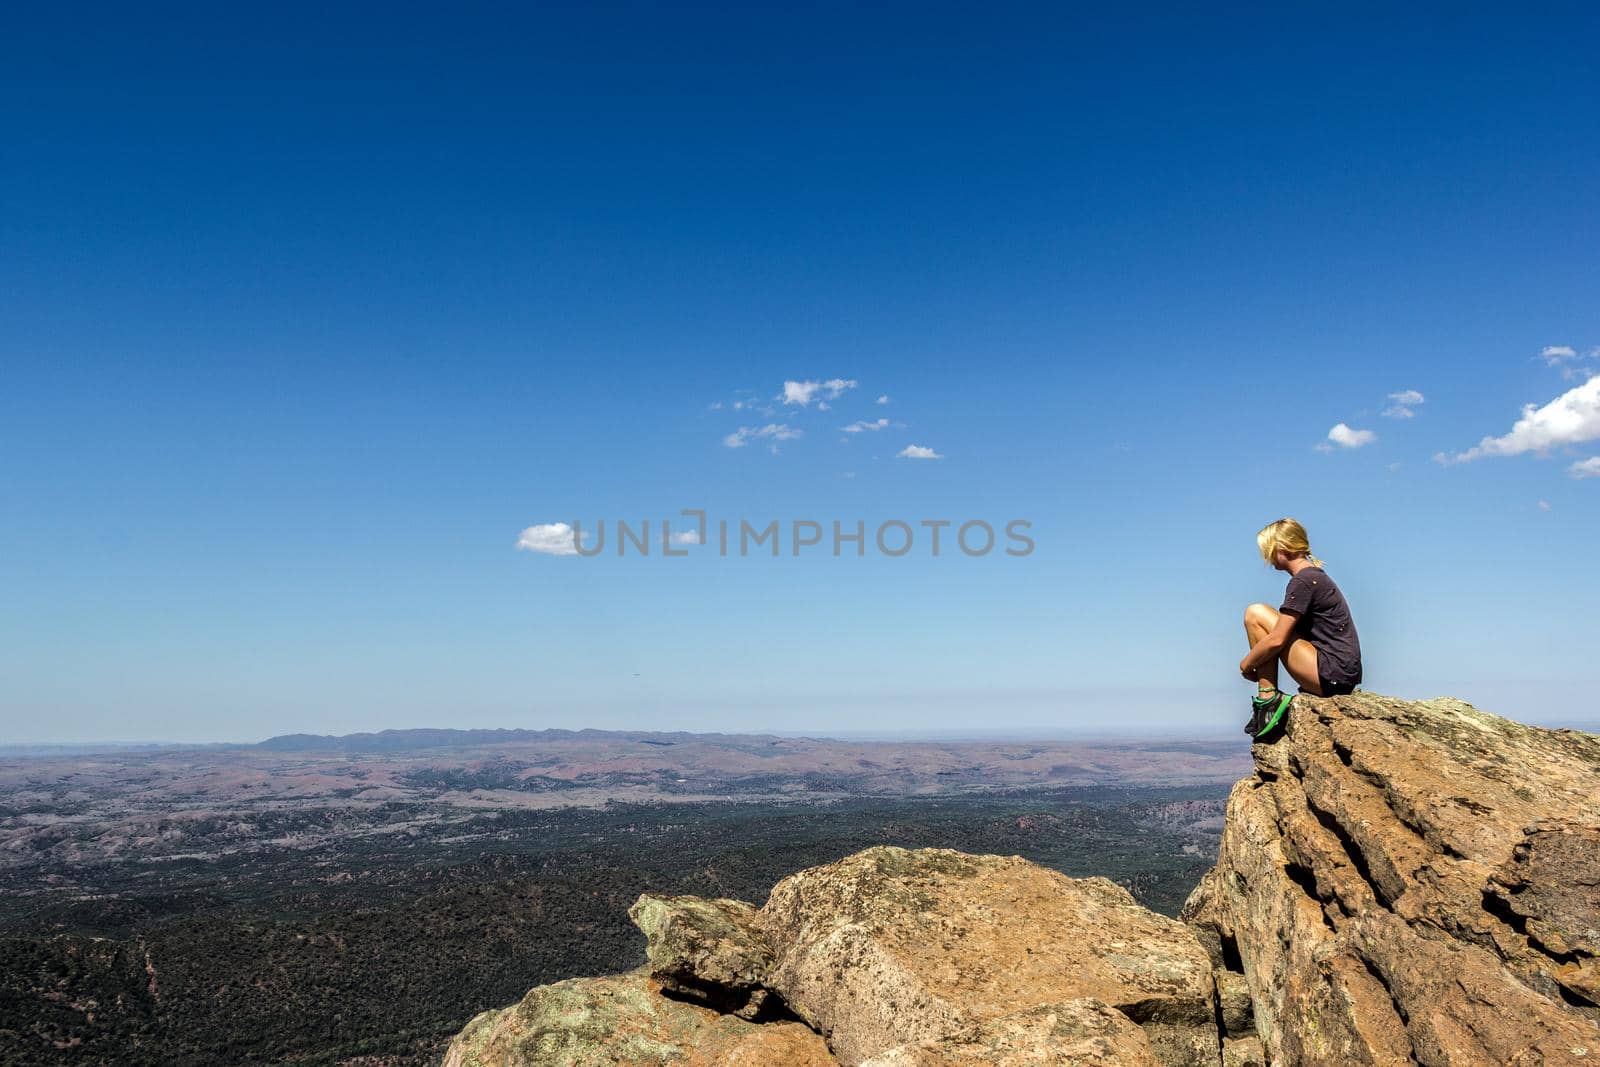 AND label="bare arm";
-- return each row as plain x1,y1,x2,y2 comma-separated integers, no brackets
1240,613,1298,677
